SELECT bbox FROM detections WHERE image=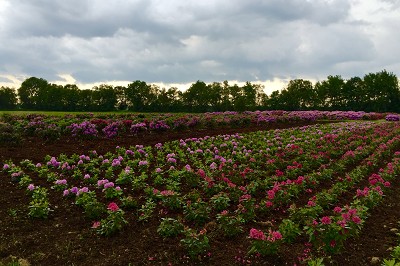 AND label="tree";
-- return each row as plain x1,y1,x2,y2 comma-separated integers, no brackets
126,80,158,111
279,79,314,110
18,77,49,109
363,70,400,112
0,86,18,110
182,80,210,112
342,76,365,111
92,84,117,111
